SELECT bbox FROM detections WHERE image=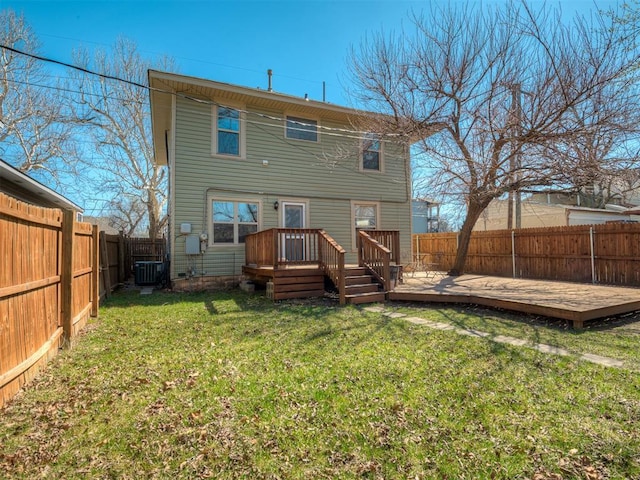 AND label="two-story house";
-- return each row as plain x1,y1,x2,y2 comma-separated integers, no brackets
148,70,412,302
